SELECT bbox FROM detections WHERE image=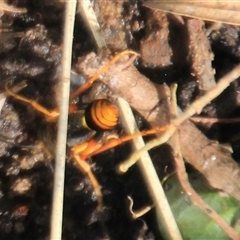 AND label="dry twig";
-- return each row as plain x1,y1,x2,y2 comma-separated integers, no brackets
117,97,183,240
50,1,77,239
77,0,106,48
